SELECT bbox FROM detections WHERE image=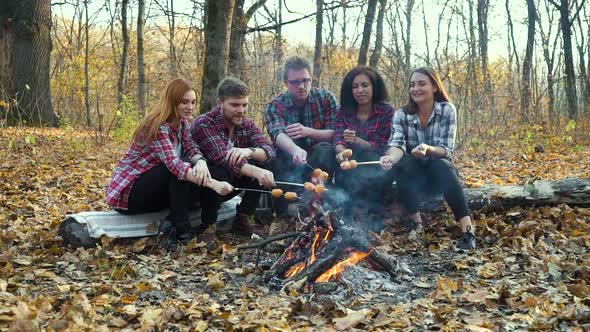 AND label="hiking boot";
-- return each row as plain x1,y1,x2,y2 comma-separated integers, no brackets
196,224,220,248
176,222,193,245
407,222,424,242
455,230,477,251
232,213,266,236
158,219,178,252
